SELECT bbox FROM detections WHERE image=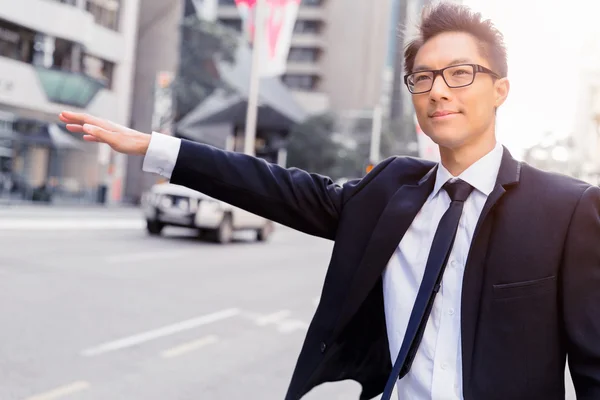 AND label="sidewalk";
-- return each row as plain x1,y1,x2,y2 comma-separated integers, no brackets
0,197,138,209
0,199,143,222
0,203,145,230
0,218,145,230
